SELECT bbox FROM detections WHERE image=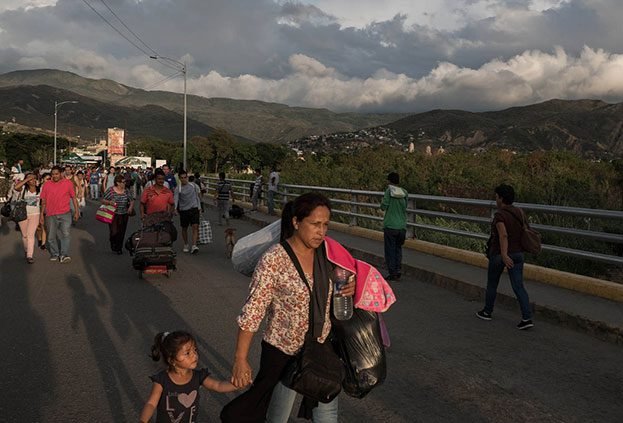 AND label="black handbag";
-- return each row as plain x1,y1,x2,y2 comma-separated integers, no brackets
11,200,27,222
280,241,345,404
9,189,27,222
